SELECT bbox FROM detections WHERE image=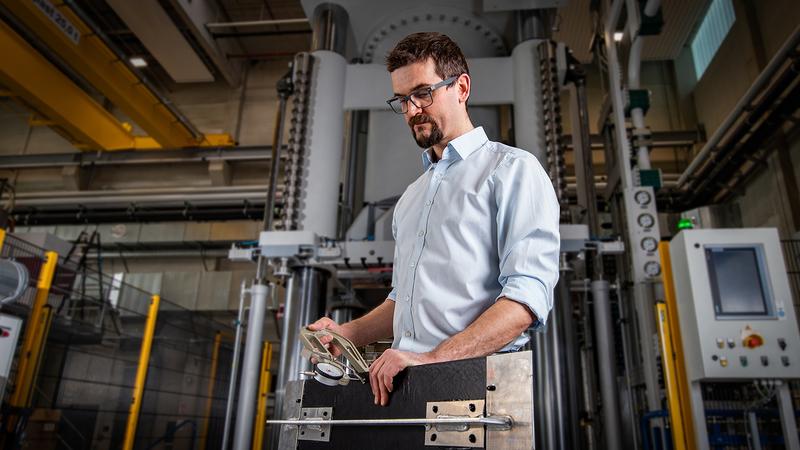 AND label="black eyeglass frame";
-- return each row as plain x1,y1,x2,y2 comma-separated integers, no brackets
386,76,459,114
